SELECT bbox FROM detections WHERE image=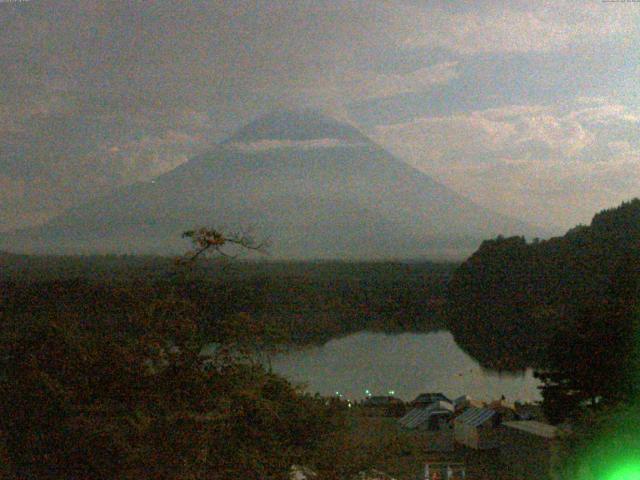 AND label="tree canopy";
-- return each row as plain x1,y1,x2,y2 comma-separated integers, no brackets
0,230,346,479
447,198,640,372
